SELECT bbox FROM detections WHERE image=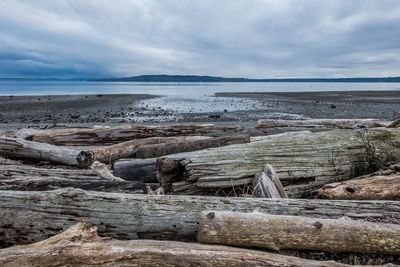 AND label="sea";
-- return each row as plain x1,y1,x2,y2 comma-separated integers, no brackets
0,81,399,96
